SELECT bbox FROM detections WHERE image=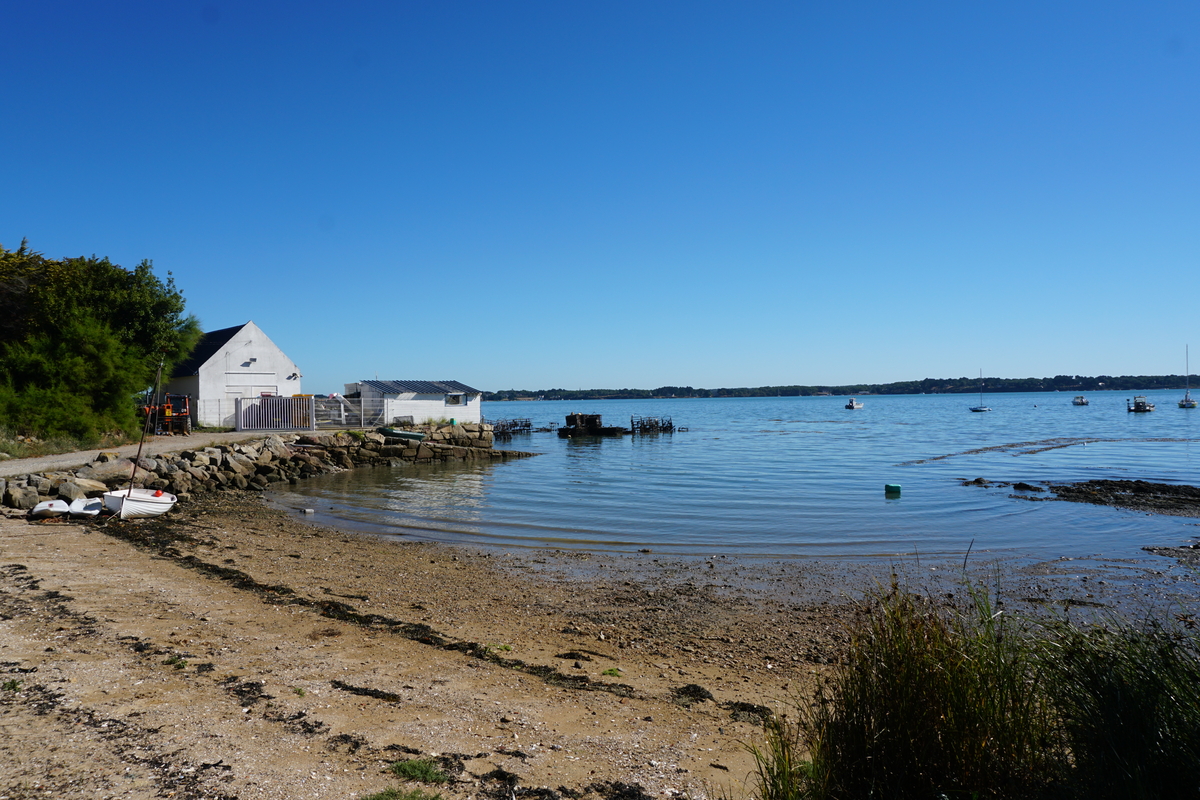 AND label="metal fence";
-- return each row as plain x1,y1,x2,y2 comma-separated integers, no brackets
234,396,388,431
